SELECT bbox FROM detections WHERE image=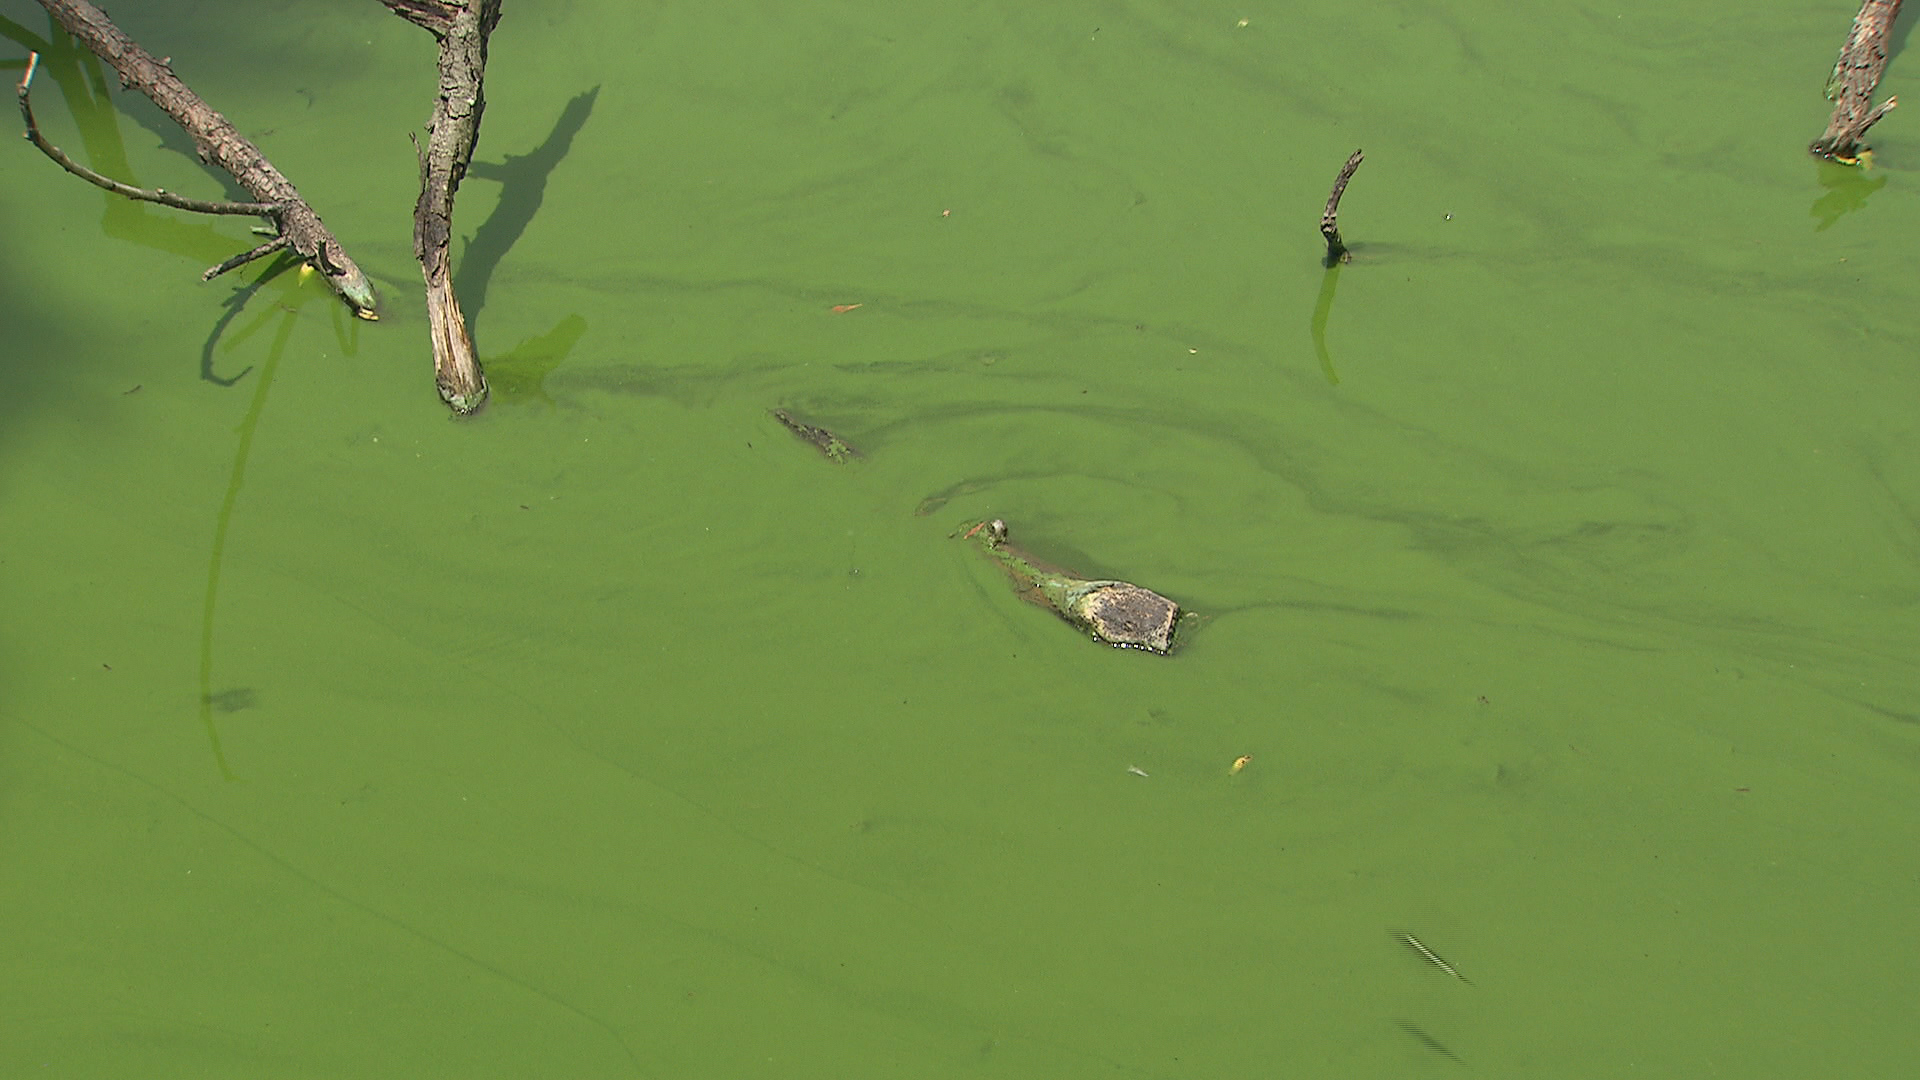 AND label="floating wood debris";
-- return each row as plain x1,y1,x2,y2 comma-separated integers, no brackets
1394,930,1473,986
771,408,862,463
961,519,1183,654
